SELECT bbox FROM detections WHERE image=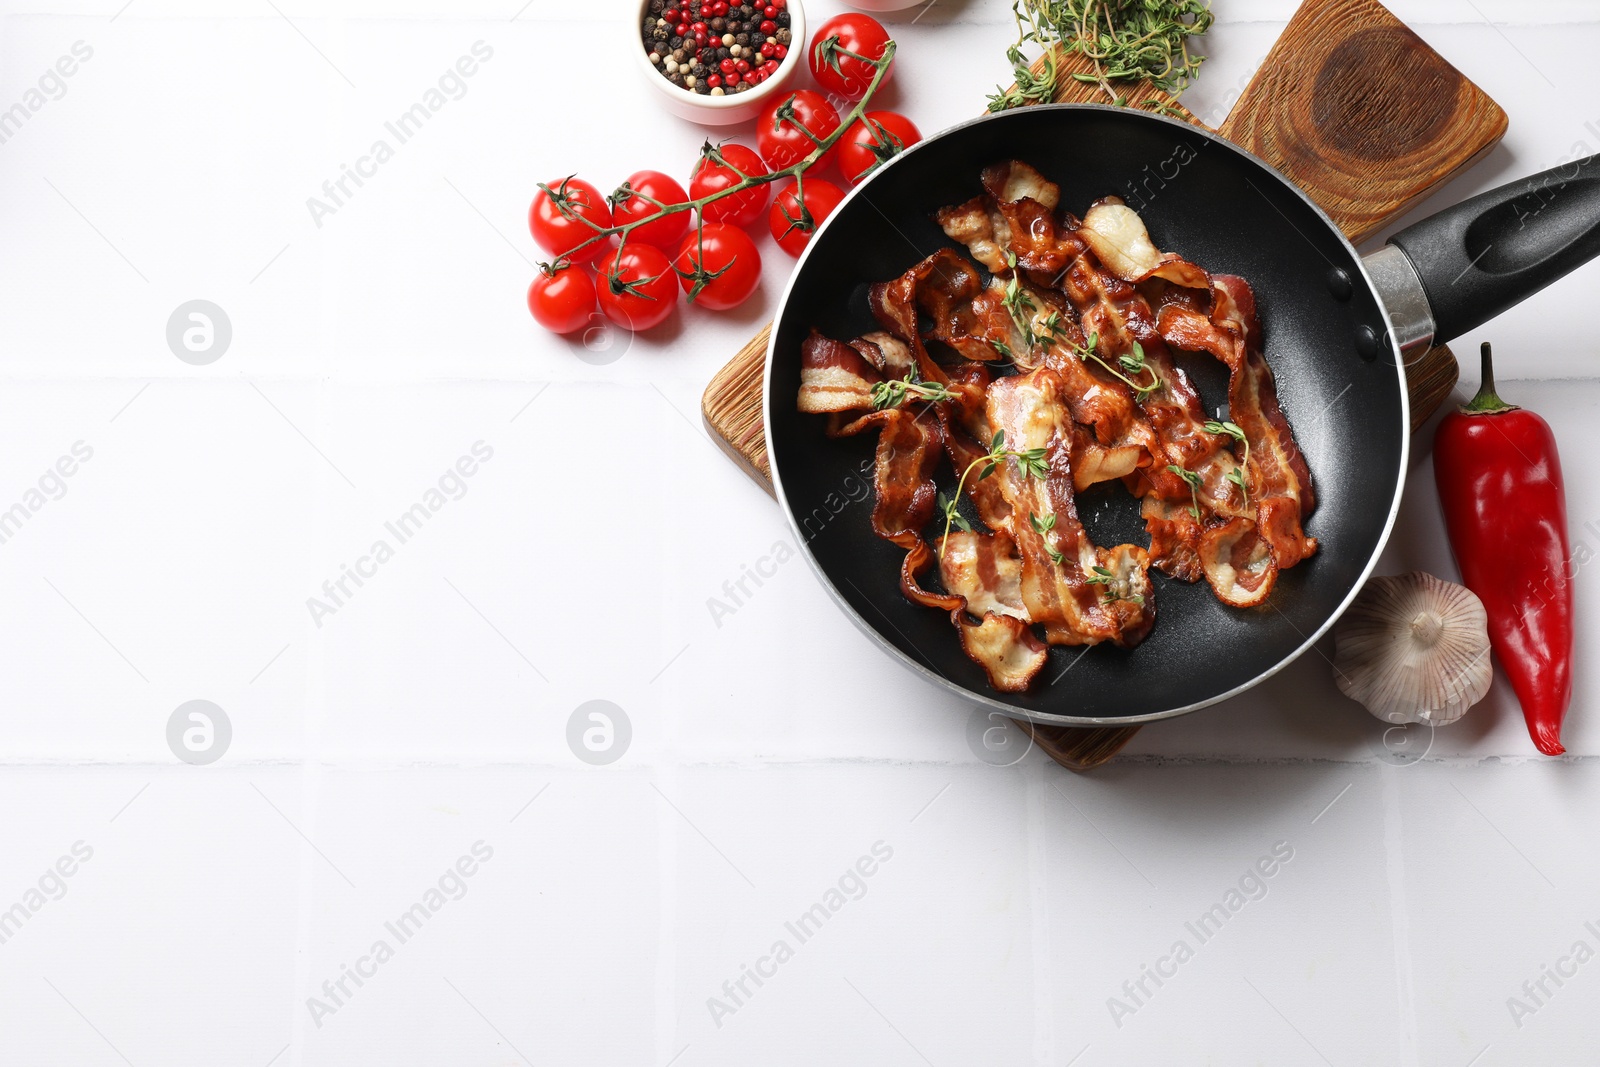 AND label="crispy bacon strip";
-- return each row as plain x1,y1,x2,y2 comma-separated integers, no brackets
799,329,881,413
1156,275,1318,577
985,370,1154,647
939,530,1028,620
1080,197,1210,289
834,407,944,549
902,537,1049,691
